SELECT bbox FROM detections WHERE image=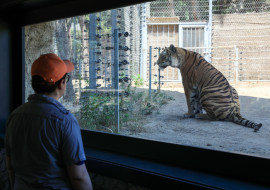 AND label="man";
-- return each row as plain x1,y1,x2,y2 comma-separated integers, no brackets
5,53,93,190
